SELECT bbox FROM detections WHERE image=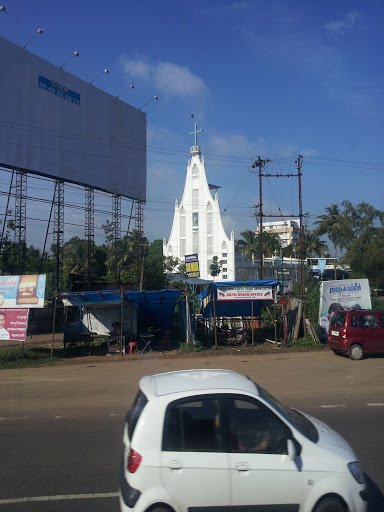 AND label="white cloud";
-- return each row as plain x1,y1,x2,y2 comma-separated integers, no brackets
121,57,151,80
325,10,362,34
121,56,208,98
154,62,208,98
